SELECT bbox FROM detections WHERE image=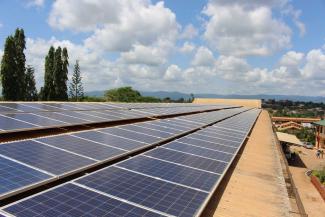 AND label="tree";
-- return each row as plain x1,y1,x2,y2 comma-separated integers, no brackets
105,86,142,102
14,28,26,100
43,46,55,100
0,28,26,101
60,47,69,100
69,60,84,101
25,66,38,101
53,46,63,100
1,36,17,100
